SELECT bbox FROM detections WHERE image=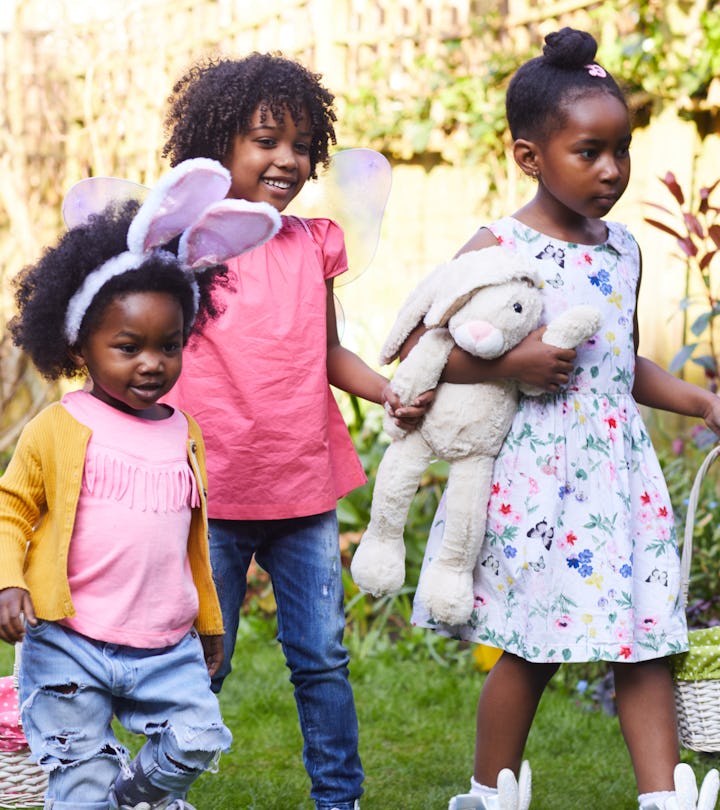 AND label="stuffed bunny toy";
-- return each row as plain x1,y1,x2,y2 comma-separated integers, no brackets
350,246,601,626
